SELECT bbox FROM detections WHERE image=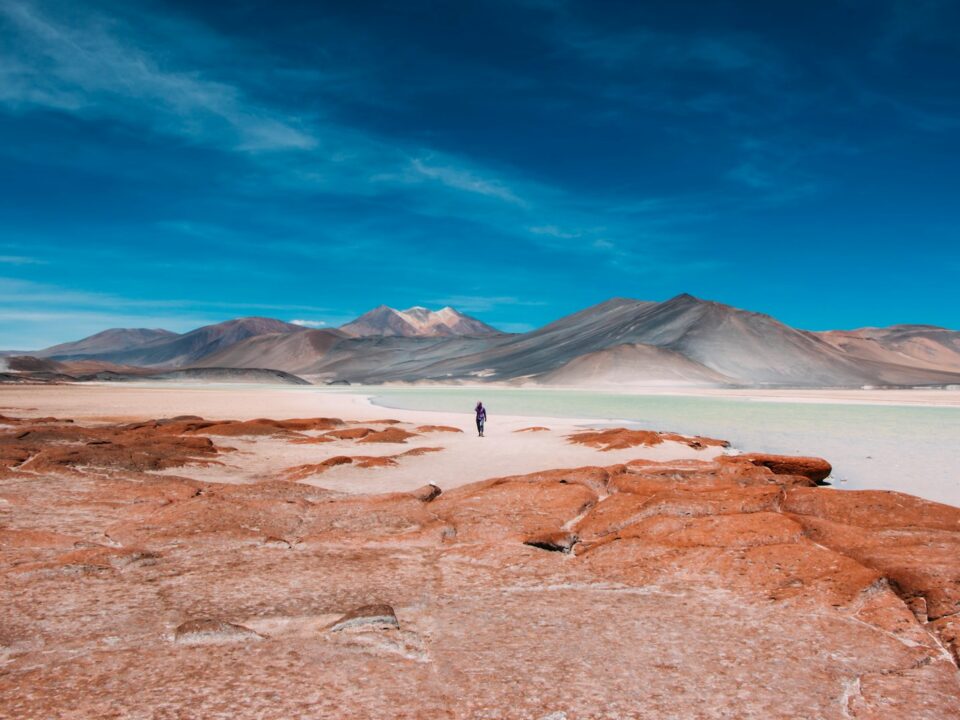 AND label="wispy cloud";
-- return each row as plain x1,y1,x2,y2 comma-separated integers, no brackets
0,0,315,152
563,26,779,76
0,1,543,209
407,158,525,206
0,277,331,314
0,254,45,265
290,319,327,328
528,225,581,239
430,295,547,313
0,0,775,286
0,276,348,347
